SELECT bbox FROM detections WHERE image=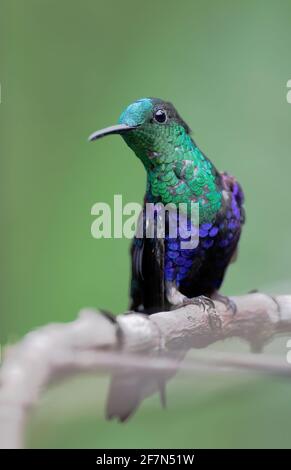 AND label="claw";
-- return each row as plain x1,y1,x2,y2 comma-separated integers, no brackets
211,293,237,315
183,295,216,312
173,295,221,330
